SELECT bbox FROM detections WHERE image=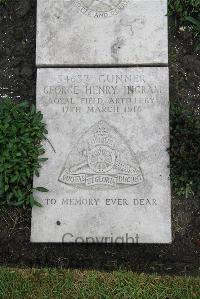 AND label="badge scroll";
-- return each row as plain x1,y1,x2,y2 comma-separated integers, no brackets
58,121,143,190
74,0,128,17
